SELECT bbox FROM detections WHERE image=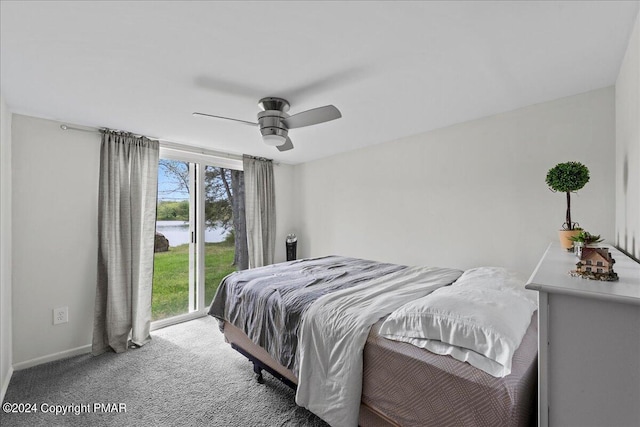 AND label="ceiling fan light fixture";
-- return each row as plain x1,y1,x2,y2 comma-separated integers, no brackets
262,134,287,146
